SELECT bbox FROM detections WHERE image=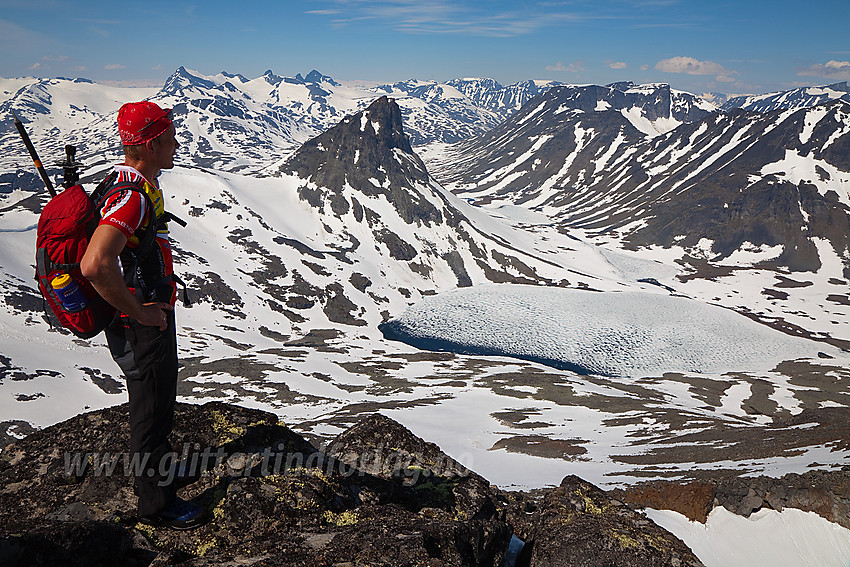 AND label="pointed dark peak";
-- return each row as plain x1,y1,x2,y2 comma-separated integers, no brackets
263,69,283,85
304,70,341,87
361,96,416,154
287,95,421,175
283,96,439,226
162,66,216,94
